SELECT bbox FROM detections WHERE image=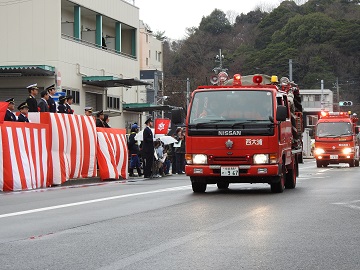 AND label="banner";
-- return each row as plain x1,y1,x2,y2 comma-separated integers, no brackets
154,118,171,135
29,113,97,185
96,128,128,180
0,122,49,191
